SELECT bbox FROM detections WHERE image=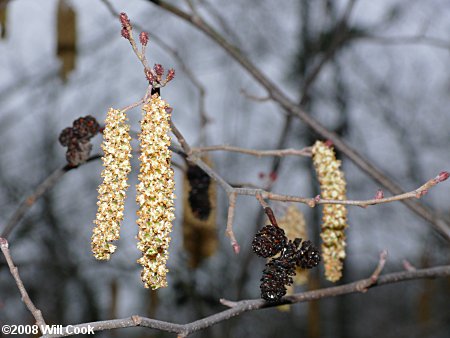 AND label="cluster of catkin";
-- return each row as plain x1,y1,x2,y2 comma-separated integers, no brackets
312,141,348,282
91,94,175,289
